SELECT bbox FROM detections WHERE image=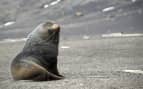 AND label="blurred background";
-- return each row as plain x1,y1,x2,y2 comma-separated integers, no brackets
0,0,143,89
0,0,142,40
